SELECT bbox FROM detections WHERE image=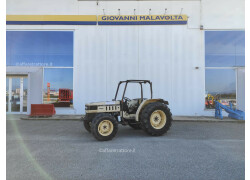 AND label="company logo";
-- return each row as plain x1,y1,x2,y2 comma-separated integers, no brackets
101,15,186,21
98,15,188,25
